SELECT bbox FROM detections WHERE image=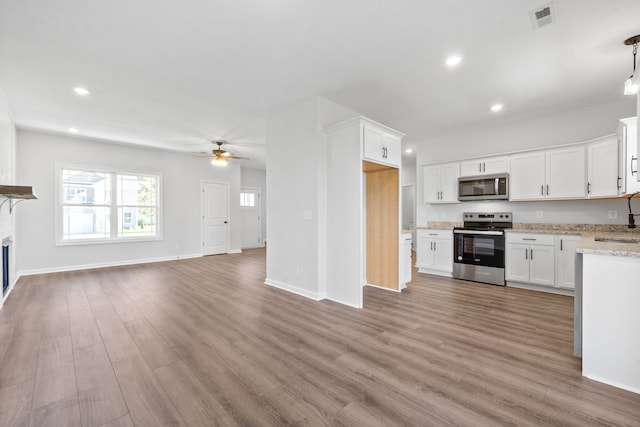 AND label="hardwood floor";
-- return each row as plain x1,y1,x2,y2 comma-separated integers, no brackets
1,248,639,426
